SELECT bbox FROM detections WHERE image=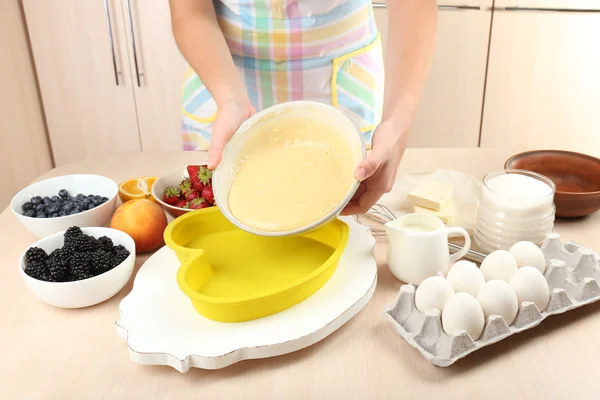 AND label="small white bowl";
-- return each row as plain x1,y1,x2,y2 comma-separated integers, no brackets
11,174,118,238
19,227,136,308
213,101,365,237
152,167,192,218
